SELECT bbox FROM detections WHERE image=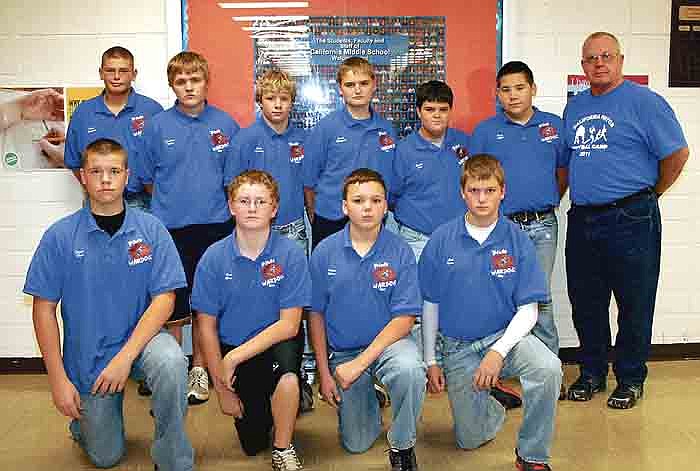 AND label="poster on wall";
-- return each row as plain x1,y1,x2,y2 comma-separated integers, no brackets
0,87,65,170
566,75,649,100
254,16,445,138
669,0,700,87
66,87,103,122
184,1,500,132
